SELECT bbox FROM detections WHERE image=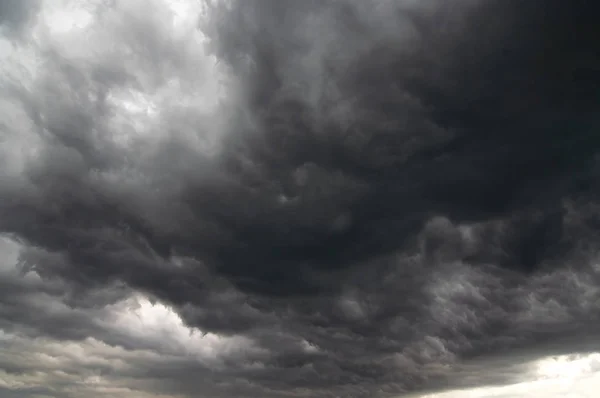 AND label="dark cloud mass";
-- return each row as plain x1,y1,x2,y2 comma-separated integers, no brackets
1,0,600,397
